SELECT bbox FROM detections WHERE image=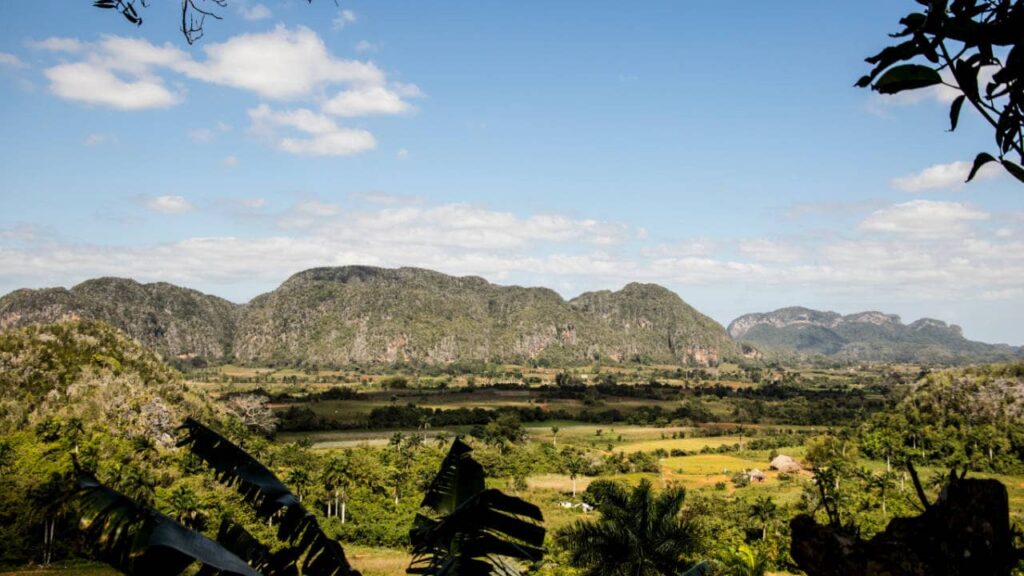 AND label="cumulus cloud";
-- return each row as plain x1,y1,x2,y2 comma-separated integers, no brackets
350,191,421,205
738,239,804,263
31,28,414,154
332,9,357,30
859,200,990,238
249,104,376,156
140,195,193,214
0,52,27,69
3,197,1021,325
43,61,182,110
178,26,383,99
33,27,390,103
240,4,272,20
355,40,378,53
891,160,1002,192
323,86,414,117
29,37,85,52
